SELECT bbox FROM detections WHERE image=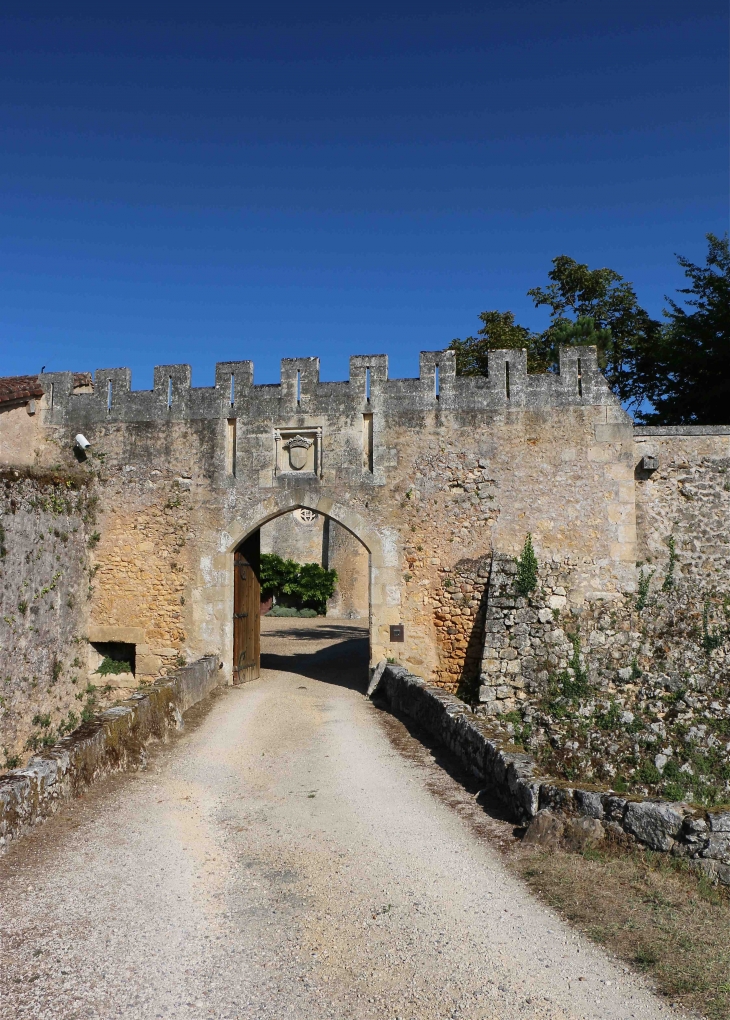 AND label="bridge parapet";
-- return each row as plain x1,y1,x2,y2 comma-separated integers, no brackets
38,345,617,424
